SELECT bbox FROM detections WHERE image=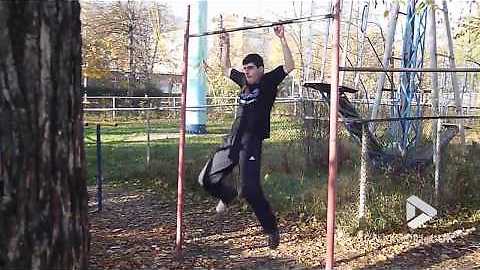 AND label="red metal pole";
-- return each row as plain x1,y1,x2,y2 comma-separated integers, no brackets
176,5,190,258
326,0,340,269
